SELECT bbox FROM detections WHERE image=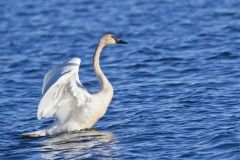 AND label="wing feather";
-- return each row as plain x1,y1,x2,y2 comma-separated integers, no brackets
37,58,91,120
